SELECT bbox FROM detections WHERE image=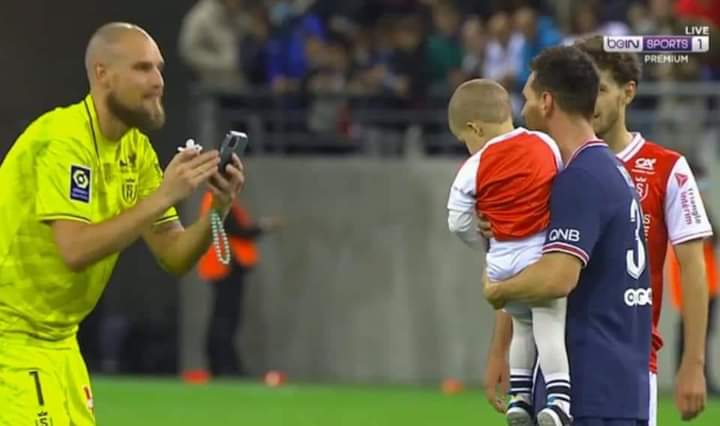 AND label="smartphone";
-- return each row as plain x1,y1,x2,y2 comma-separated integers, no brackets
218,131,248,175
